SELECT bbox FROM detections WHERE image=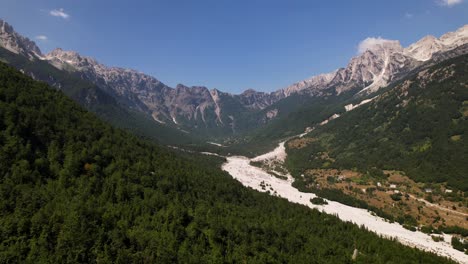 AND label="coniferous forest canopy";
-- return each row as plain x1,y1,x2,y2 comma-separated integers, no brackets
0,62,455,263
